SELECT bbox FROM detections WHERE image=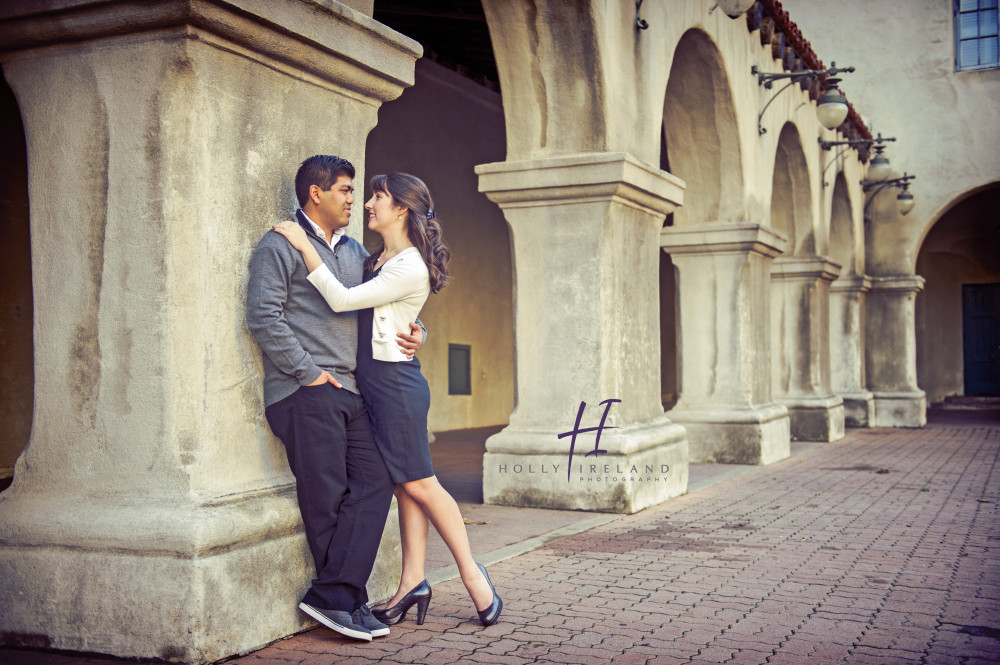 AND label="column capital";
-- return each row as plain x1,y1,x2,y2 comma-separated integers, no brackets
831,274,873,293
771,256,842,283
0,0,421,102
661,222,788,259
476,152,684,216
870,274,926,294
